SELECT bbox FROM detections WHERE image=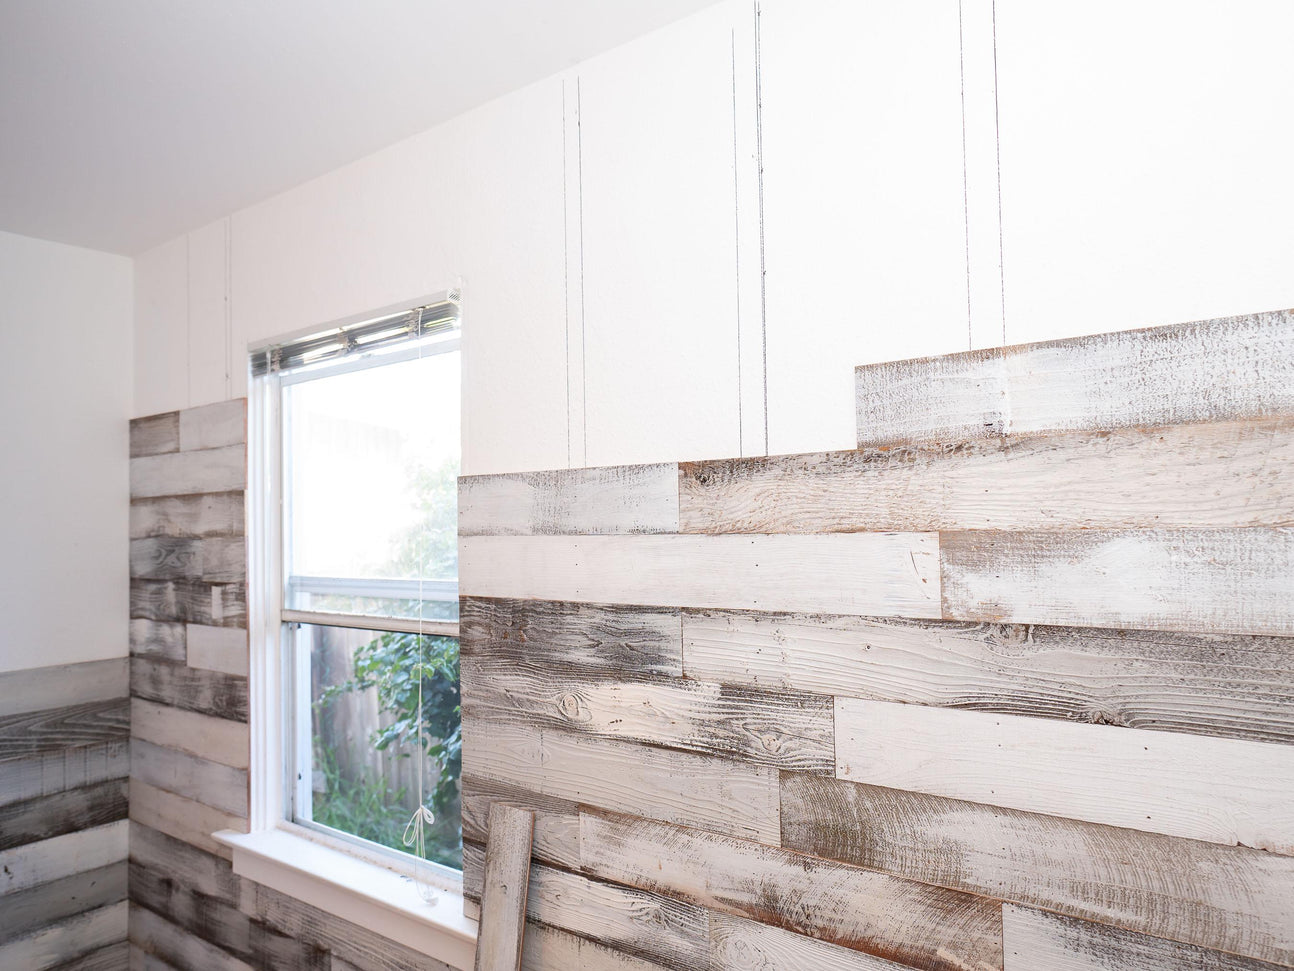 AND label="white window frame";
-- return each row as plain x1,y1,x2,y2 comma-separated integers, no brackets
217,294,476,970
